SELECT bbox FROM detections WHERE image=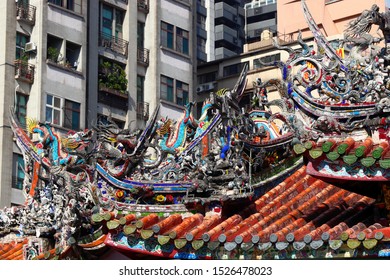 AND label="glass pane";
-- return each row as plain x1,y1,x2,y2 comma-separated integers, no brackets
54,97,61,108
46,94,53,105
46,108,52,123
167,33,173,49
72,111,80,130
53,109,60,125
167,87,174,102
